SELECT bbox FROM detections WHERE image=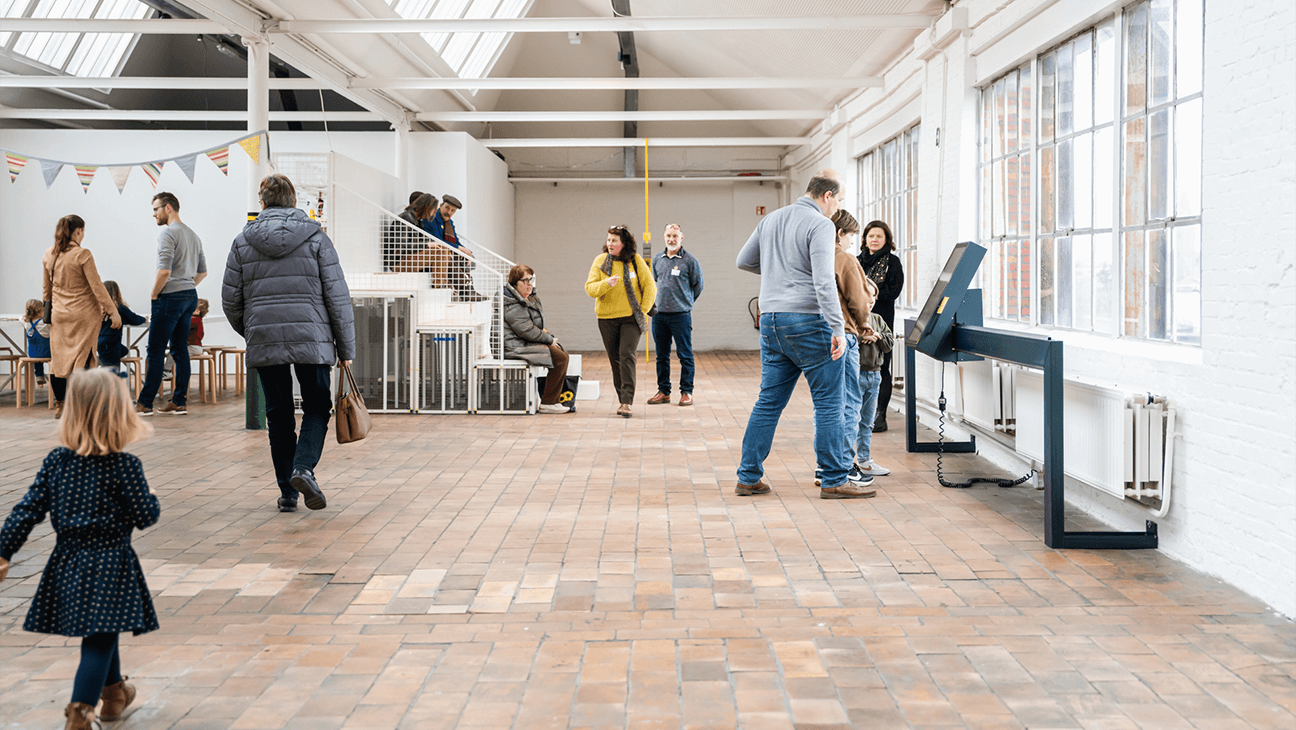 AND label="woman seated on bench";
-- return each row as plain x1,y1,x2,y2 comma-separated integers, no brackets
504,265,570,415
